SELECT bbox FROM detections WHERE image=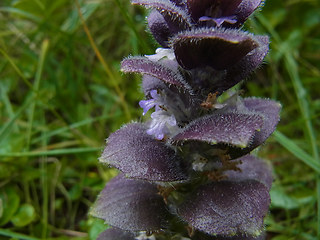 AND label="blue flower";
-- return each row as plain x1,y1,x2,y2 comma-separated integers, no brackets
199,15,237,27
139,90,160,115
147,110,178,140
